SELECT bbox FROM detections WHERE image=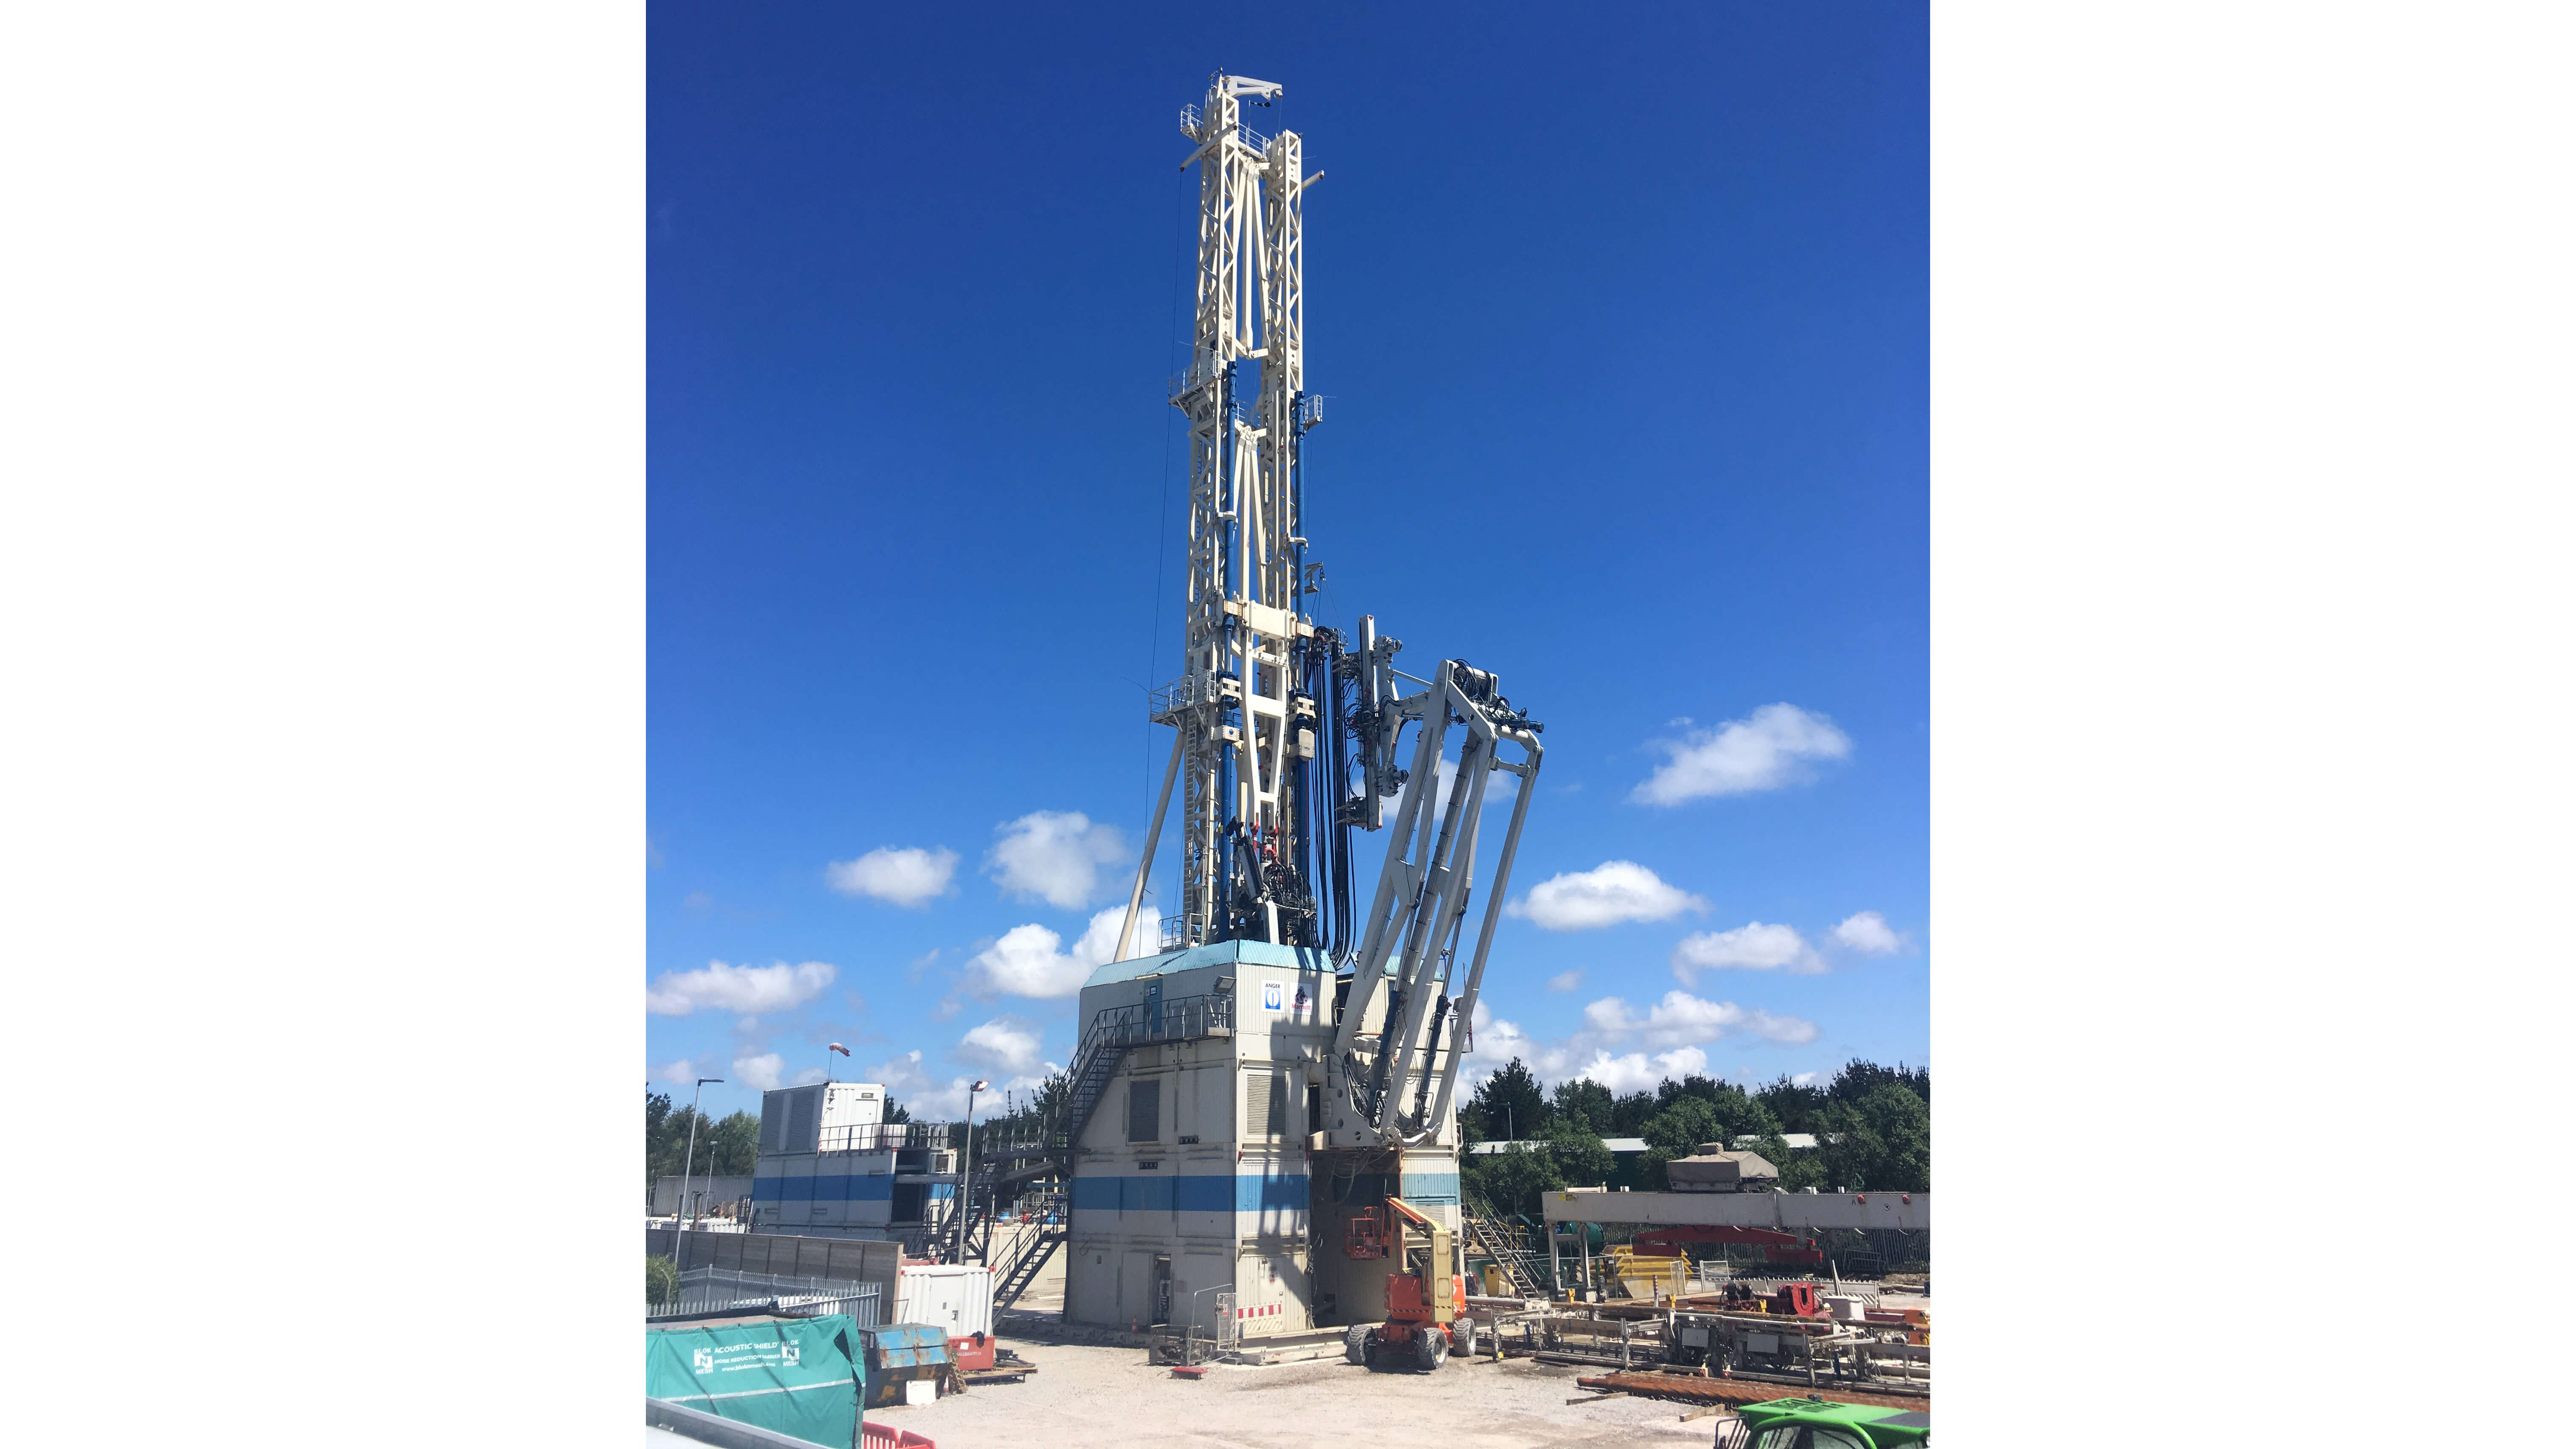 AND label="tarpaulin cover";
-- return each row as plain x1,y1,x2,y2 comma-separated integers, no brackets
646,1314,863,1449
